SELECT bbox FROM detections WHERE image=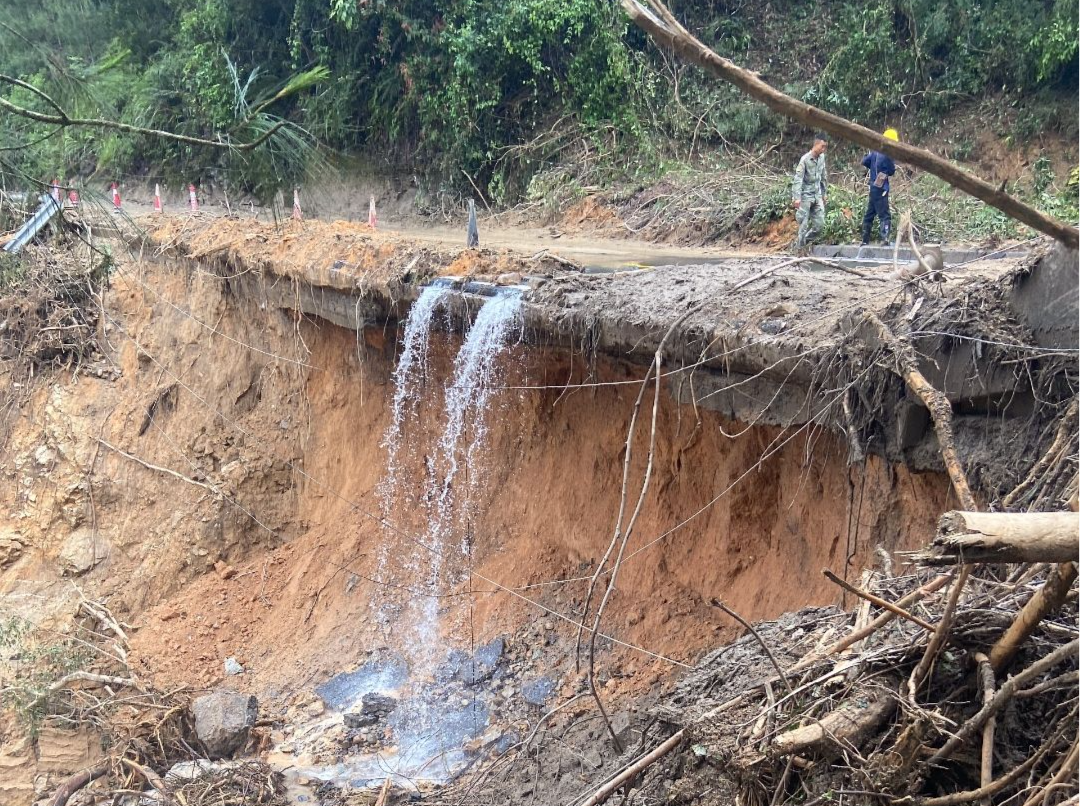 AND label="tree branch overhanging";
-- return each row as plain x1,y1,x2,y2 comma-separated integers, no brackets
620,0,1079,250
0,75,287,152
